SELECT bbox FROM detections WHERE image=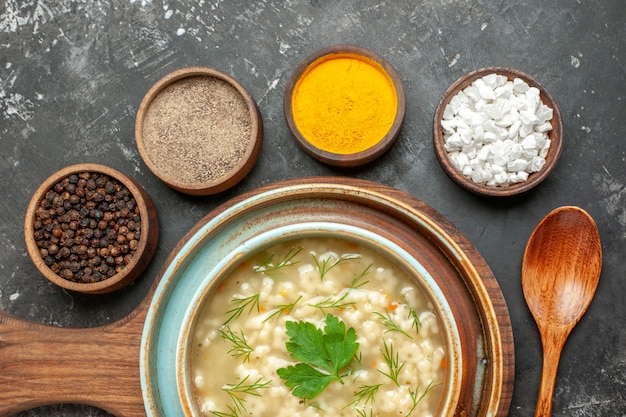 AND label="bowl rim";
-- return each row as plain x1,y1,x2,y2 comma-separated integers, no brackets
176,224,463,416
23,163,159,294
284,44,406,167
433,66,563,197
135,66,263,195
